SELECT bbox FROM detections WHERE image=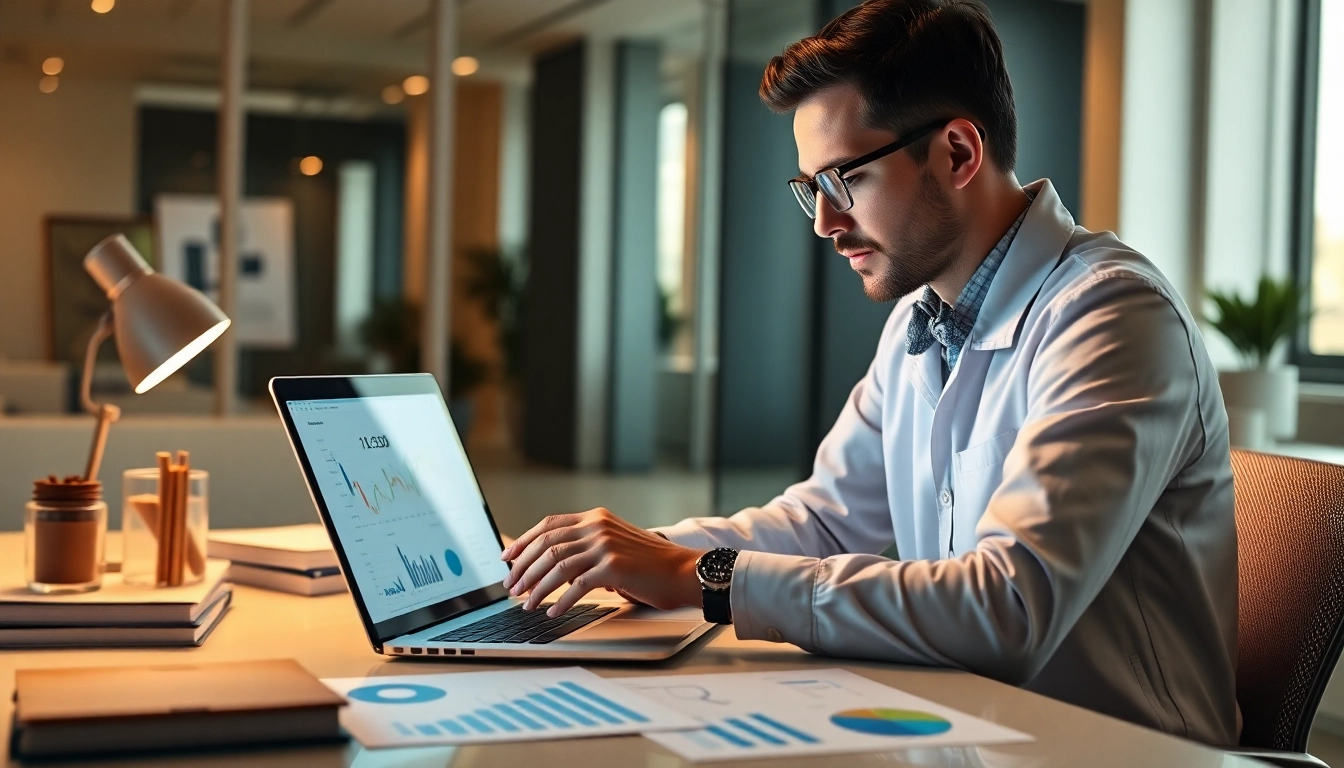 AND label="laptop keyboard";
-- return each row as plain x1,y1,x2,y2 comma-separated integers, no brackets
430,603,620,645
